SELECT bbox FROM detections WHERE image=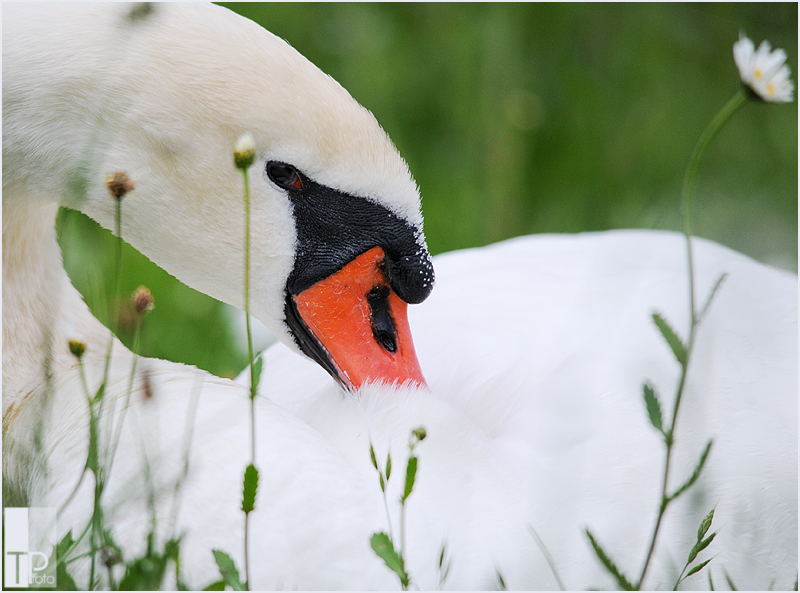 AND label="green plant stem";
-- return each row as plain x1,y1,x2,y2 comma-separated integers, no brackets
635,89,747,590
680,89,746,338
400,502,407,563
87,195,126,590
88,399,103,591
102,197,124,380
241,166,255,591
